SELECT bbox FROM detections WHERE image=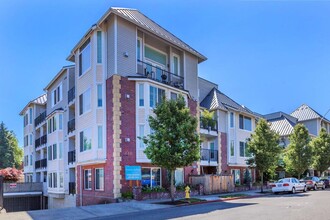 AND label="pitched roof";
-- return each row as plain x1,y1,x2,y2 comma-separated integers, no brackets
200,88,255,116
291,104,330,123
67,7,207,63
264,111,298,125
269,118,295,136
19,94,47,115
